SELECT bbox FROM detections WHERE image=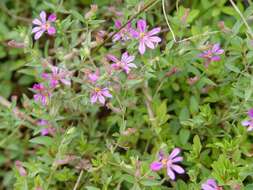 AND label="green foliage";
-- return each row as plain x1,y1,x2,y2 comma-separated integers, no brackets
0,0,253,189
